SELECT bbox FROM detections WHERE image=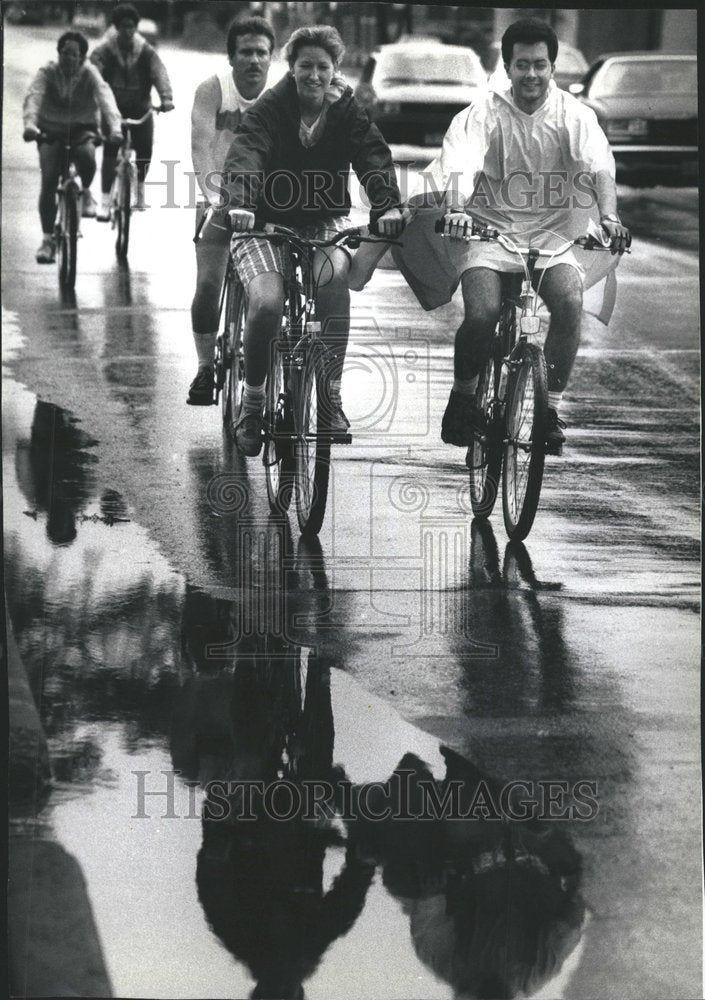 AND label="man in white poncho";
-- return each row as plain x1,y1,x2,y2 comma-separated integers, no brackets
390,18,631,453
